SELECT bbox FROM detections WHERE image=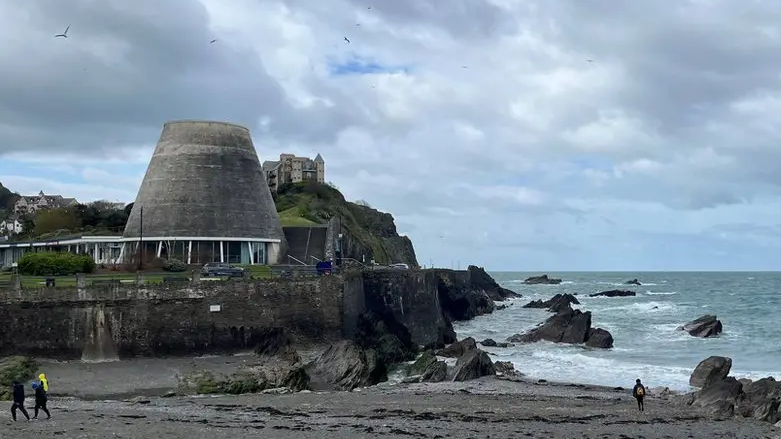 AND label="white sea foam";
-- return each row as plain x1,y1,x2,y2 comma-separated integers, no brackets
645,291,677,295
